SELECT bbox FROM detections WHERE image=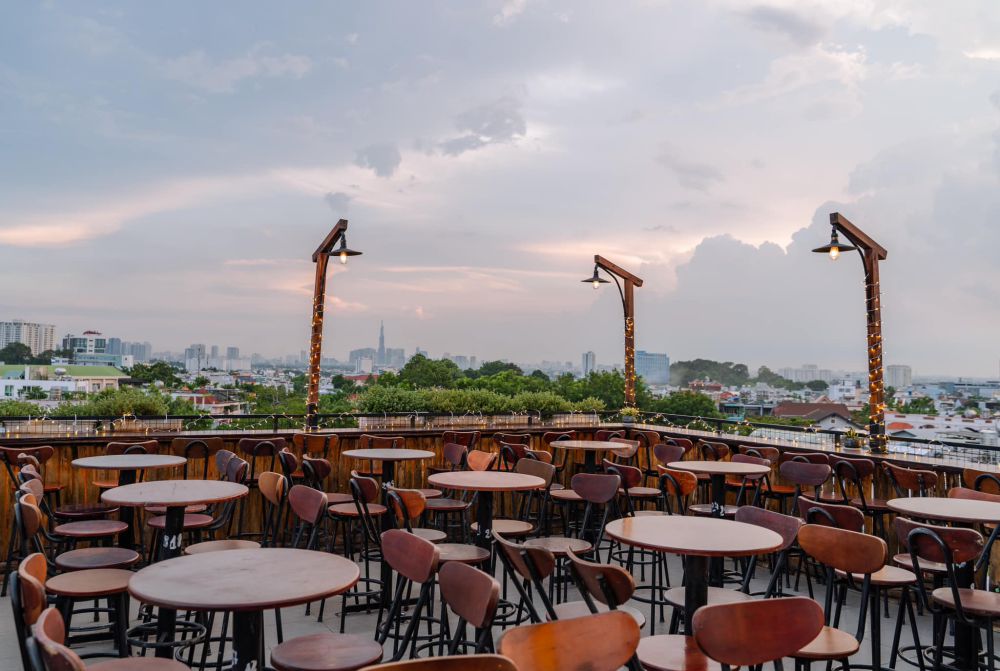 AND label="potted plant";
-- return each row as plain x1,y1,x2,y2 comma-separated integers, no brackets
620,406,641,426
842,428,860,450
